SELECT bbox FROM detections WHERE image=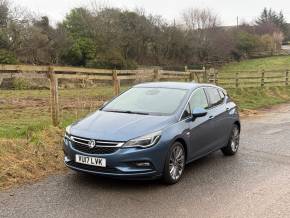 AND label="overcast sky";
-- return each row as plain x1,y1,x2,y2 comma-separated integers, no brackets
15,0,290,26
